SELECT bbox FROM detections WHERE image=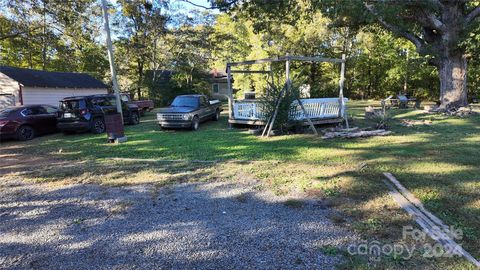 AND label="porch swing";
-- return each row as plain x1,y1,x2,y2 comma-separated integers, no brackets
225,54,349,135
